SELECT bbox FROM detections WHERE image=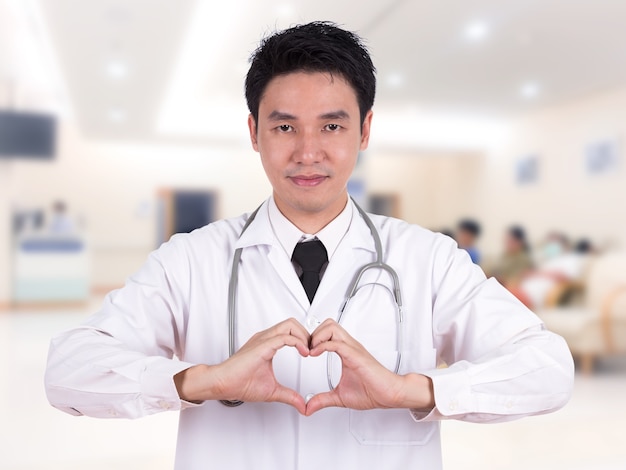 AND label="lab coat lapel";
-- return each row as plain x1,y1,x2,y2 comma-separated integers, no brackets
235,199,310,312
268,245,310,311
